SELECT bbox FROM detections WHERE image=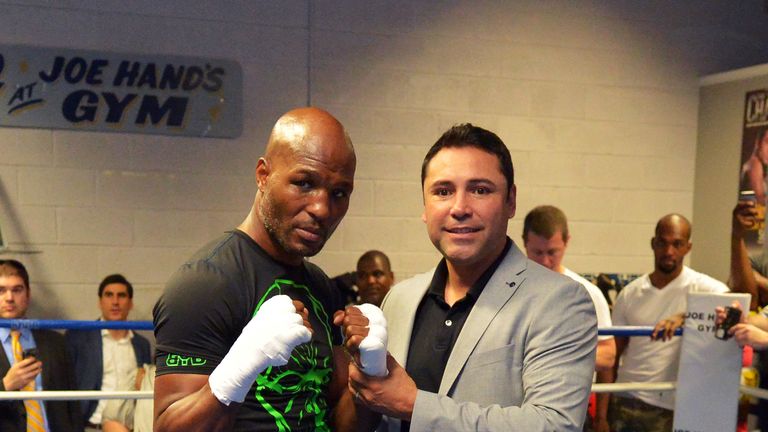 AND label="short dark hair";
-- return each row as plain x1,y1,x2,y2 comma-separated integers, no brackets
356,250,392,272
0,260,30,290
421,123,514,197
98,274,133,298
523,205,569,243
